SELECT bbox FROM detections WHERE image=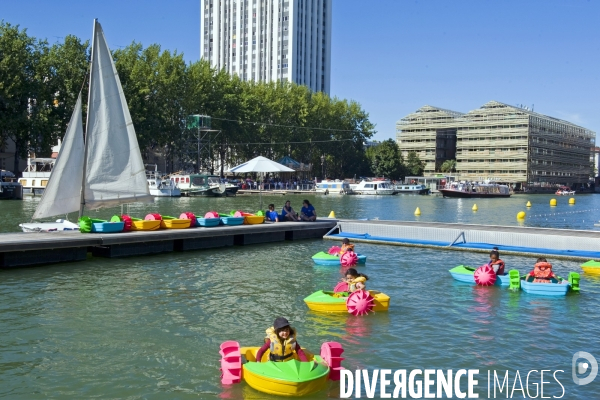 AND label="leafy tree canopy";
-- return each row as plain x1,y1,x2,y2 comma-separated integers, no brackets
1,21,376,177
